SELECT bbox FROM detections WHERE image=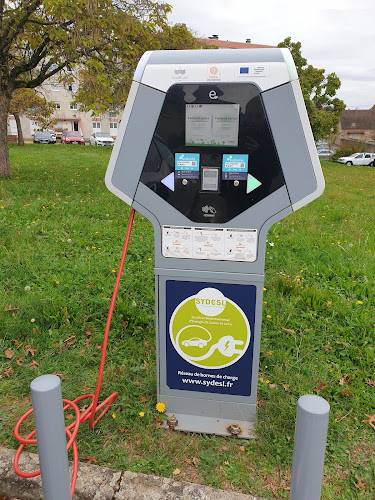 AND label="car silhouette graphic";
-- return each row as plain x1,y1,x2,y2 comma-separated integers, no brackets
181,337,208,348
